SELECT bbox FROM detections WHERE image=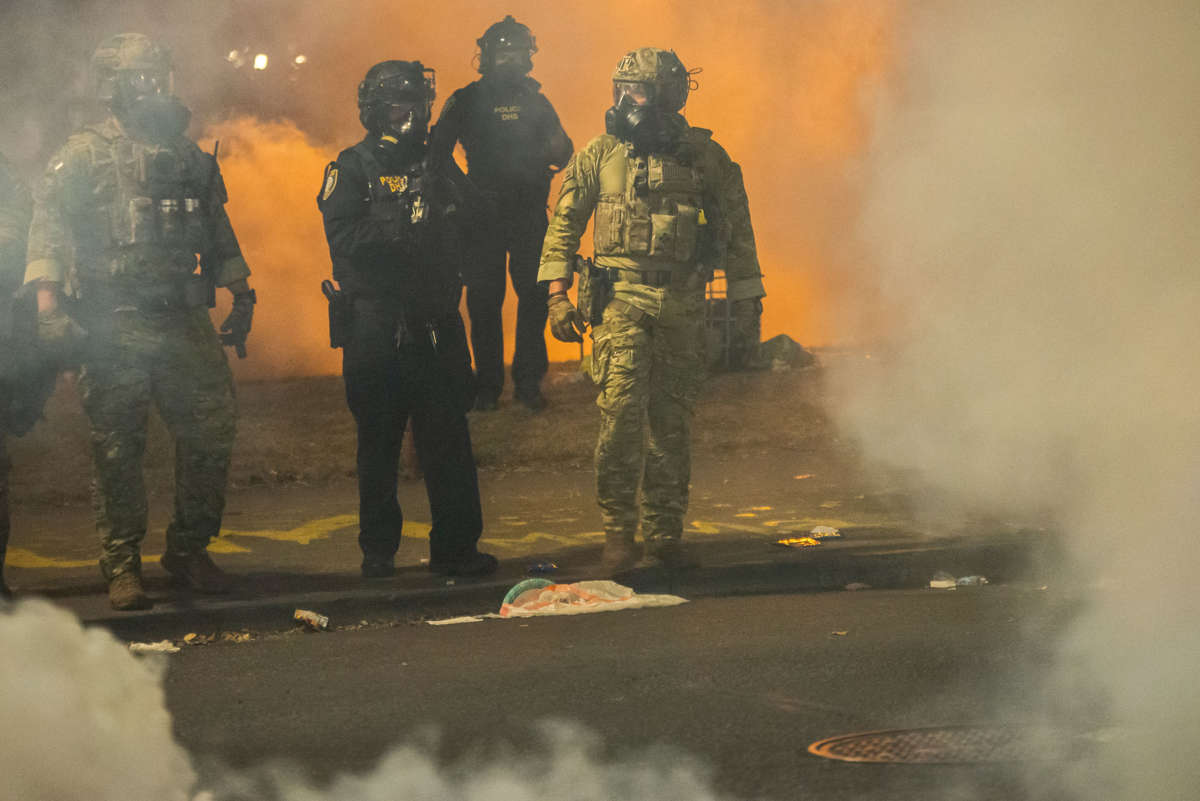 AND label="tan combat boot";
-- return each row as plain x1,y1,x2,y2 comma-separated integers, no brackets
161,550,232,594
108,570,151,611
601,532,642,575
